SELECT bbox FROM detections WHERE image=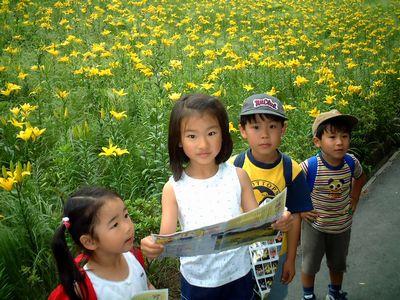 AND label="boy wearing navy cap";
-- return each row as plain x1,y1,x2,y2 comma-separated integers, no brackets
231,94,313,299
